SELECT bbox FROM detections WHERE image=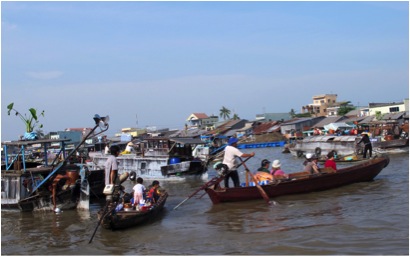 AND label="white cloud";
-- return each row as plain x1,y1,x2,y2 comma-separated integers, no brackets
2,21,17,31
26,71,64,80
